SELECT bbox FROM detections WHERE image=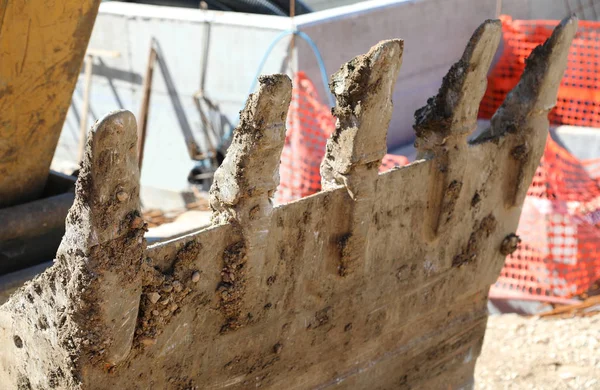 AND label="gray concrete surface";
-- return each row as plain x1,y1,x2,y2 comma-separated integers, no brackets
552,126,600,161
